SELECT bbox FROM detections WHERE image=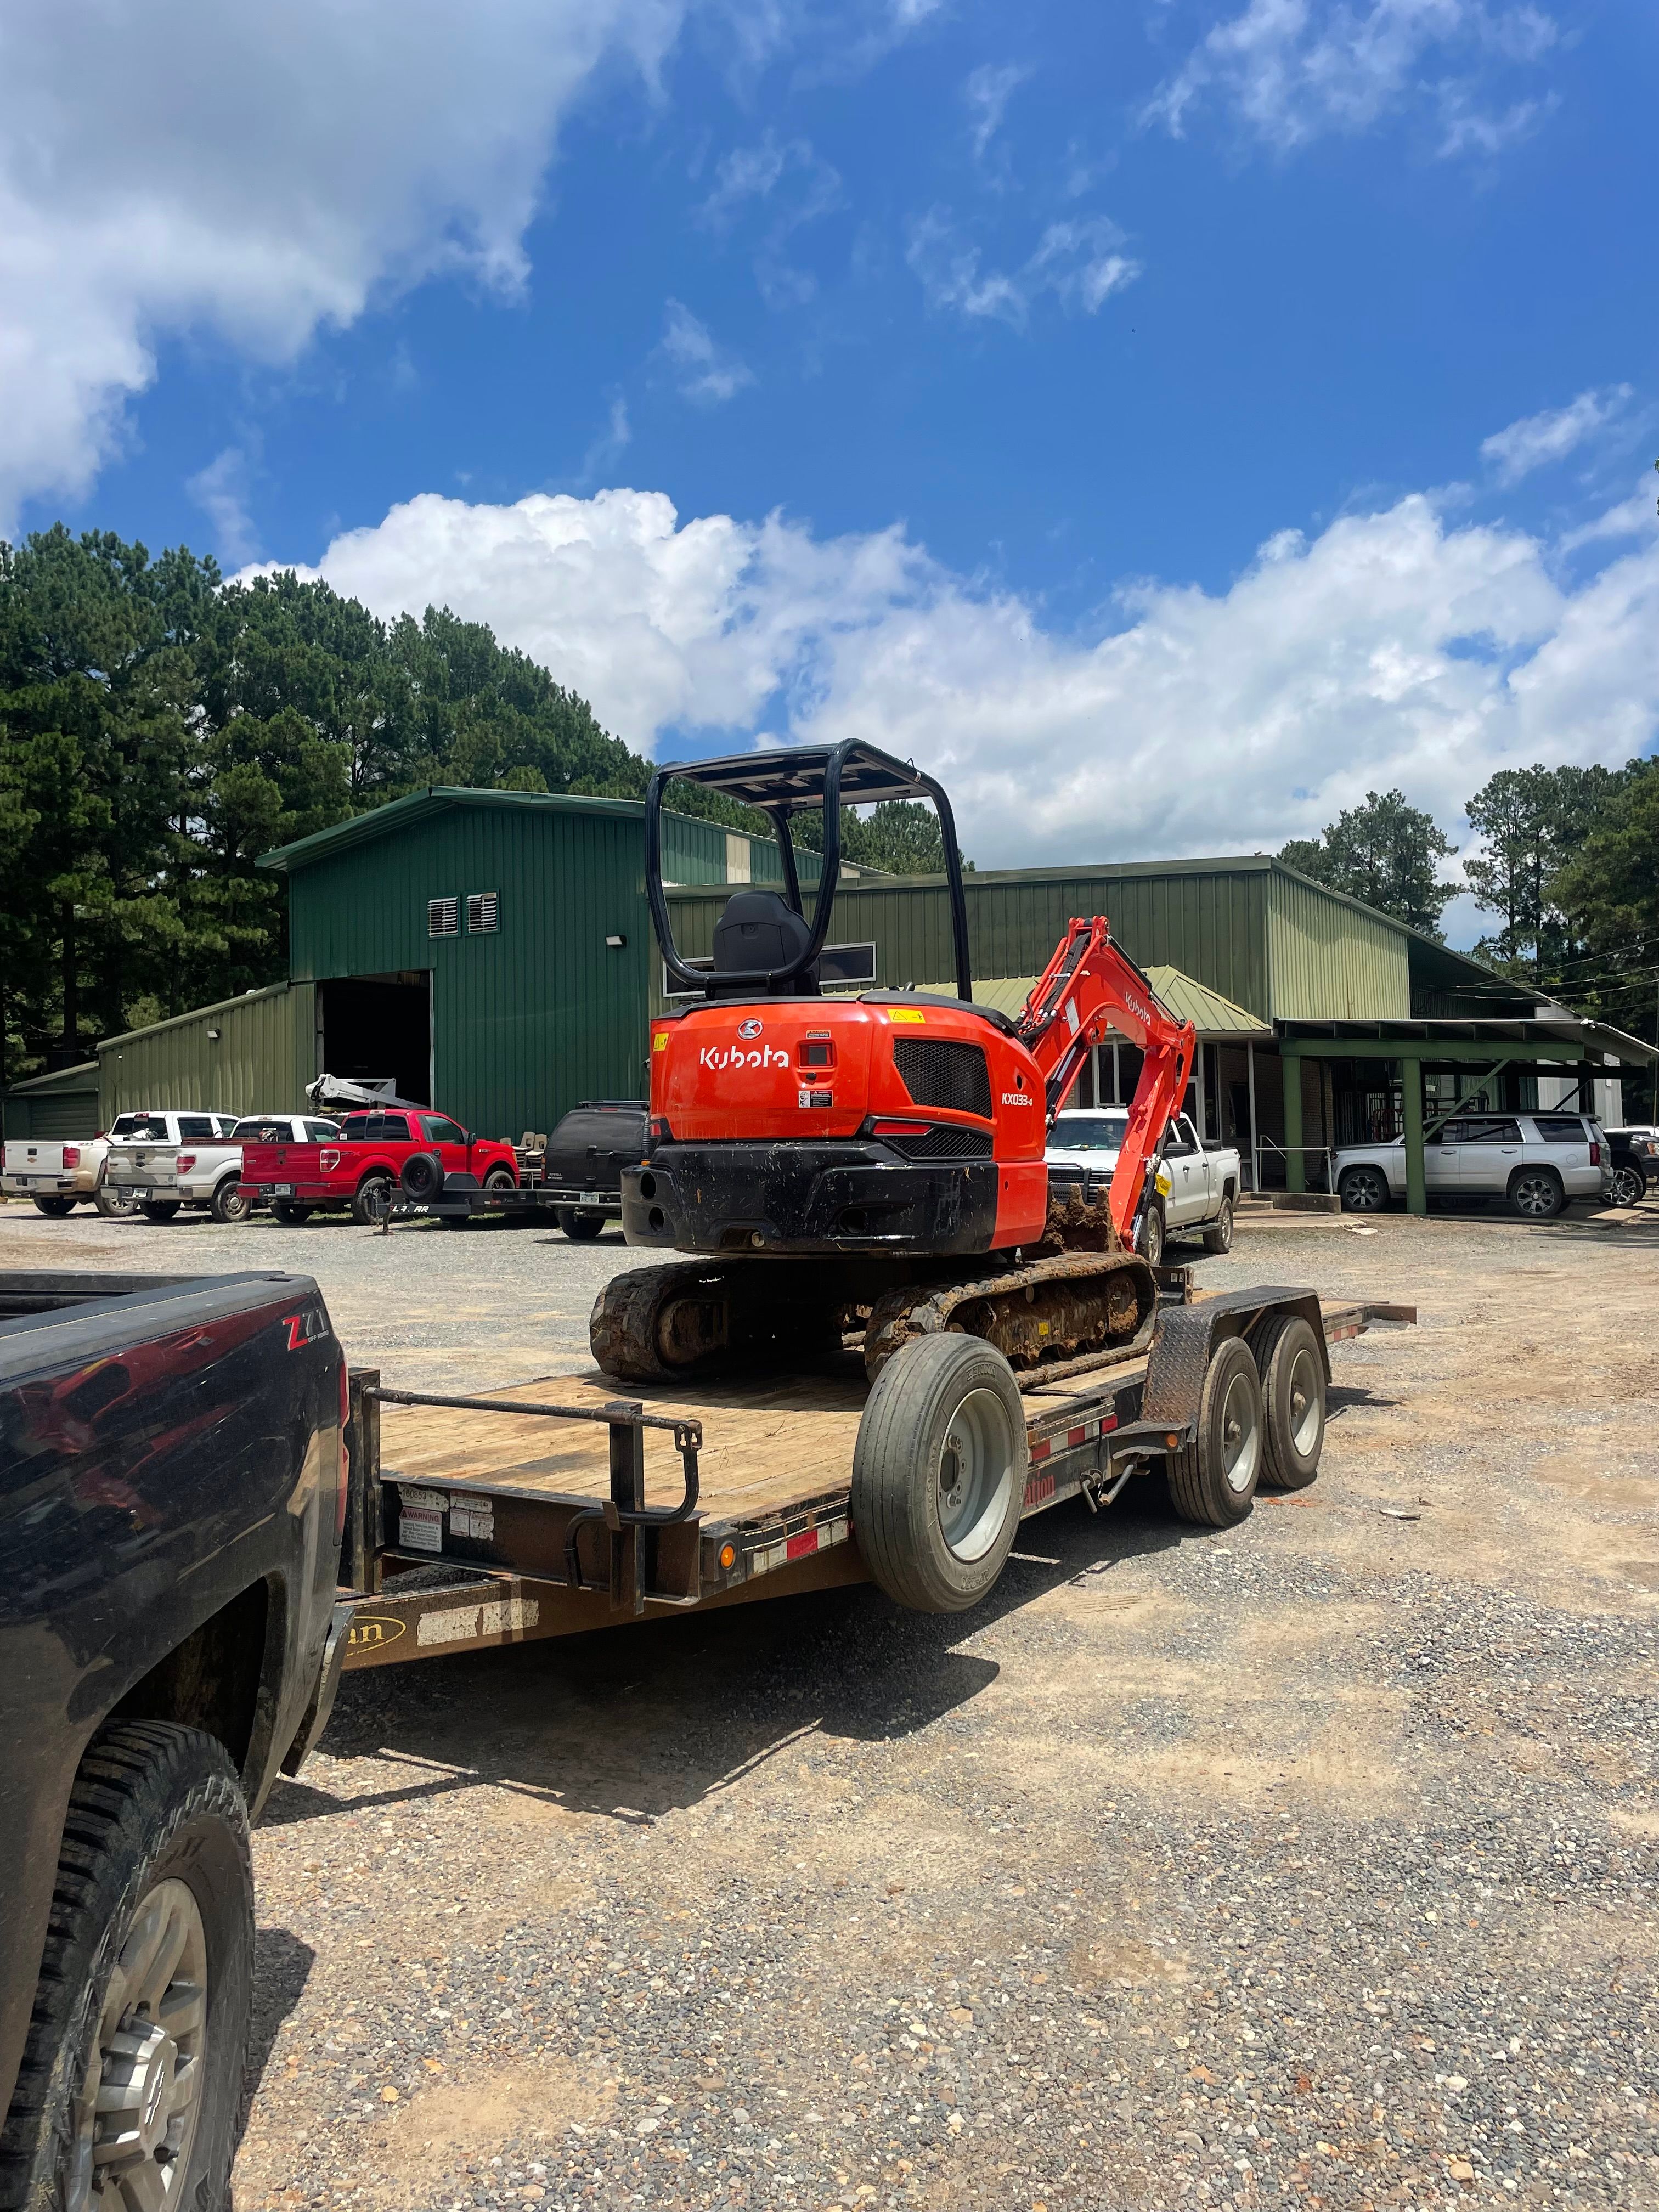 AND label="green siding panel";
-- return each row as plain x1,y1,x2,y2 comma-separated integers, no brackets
1267,872,1409,1020
98,983,315,1120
